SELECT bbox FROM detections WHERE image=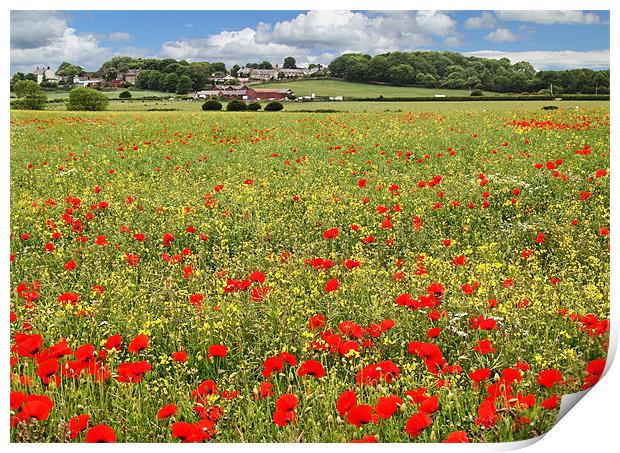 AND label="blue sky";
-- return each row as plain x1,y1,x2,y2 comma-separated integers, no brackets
10,10,610,74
